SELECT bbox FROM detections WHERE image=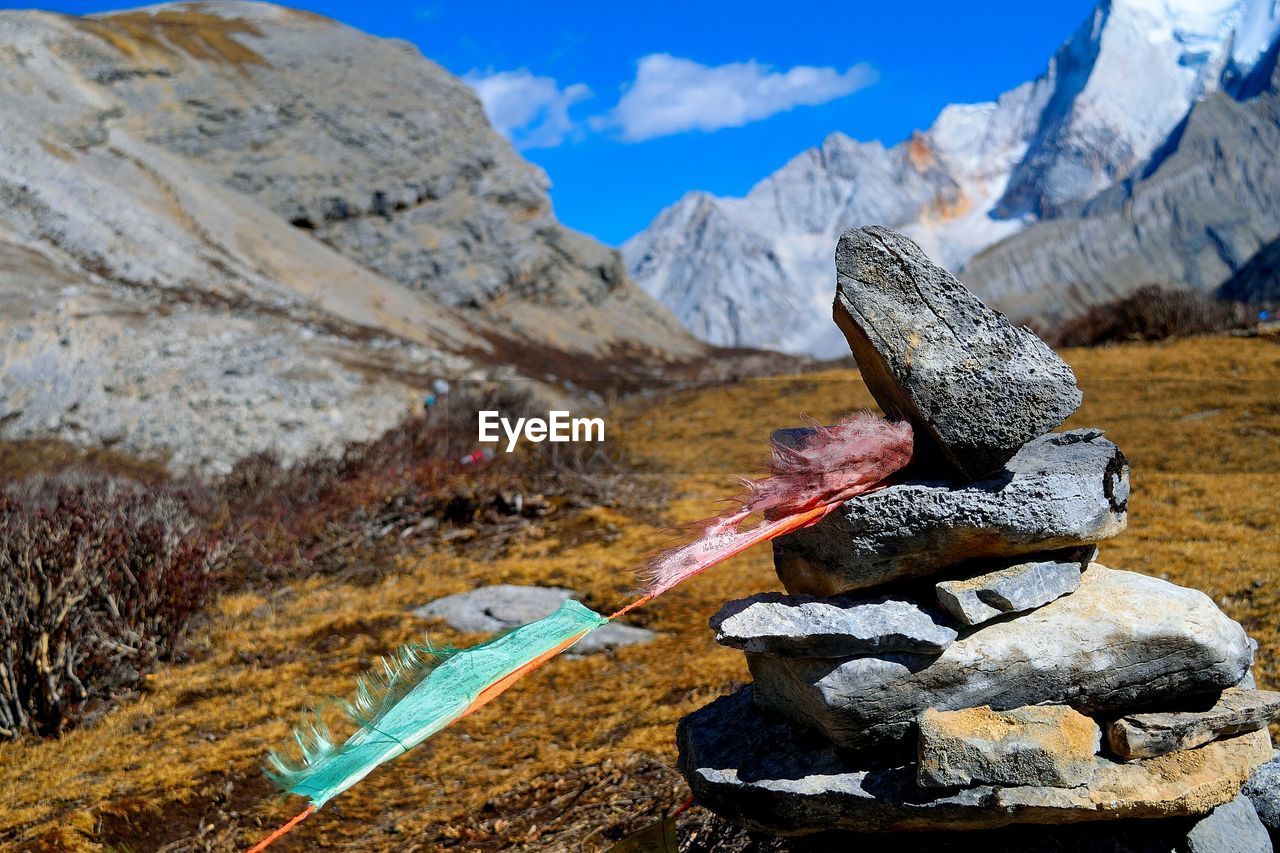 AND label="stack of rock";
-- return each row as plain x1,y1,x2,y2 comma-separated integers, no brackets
678,227,1280,851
